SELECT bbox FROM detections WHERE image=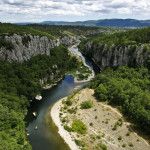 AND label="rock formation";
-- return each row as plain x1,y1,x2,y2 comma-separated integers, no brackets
0,34,78,62
81,42,150,70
